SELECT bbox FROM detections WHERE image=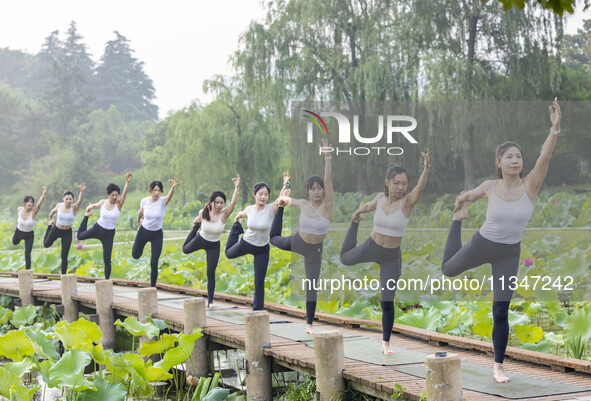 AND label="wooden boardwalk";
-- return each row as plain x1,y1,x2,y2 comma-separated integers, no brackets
1,272,591,401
